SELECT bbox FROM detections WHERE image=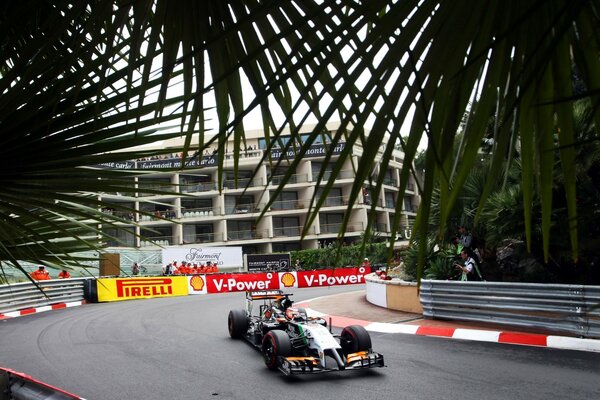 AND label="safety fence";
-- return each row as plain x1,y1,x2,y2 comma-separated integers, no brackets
420,280,600,339
0,278,90,314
